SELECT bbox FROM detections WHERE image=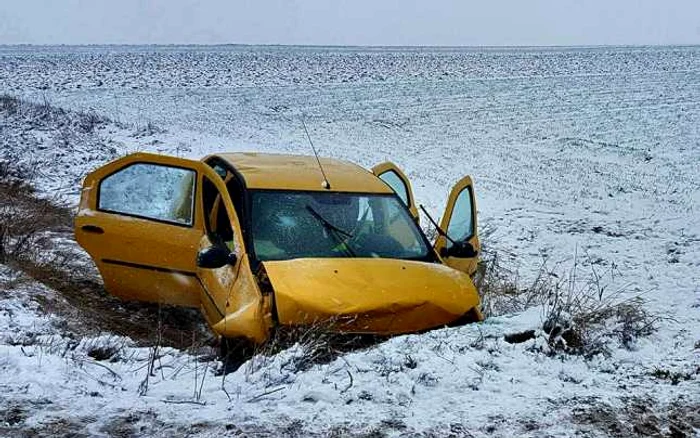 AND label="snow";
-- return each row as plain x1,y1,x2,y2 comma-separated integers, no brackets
1,45,699,436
